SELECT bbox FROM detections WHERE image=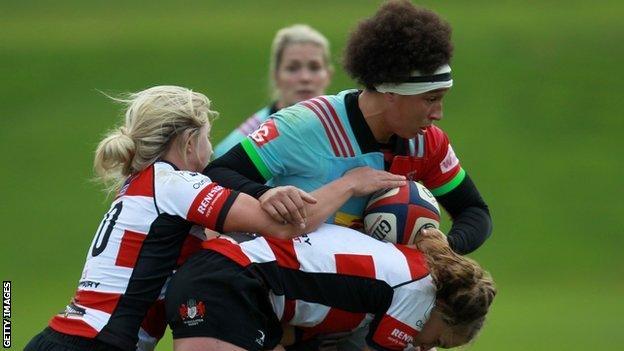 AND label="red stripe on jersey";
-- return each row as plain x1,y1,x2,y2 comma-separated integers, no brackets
369,186,410,208
123,165,154,197
202,238,252,267
265,237,300,270
141,300,167,339
335,254,376,279
301,101,342,157
74,290,122,315
49,317,98,338
403,207,440,245
115,230,147,268
177,234,204,267
302,308,366,340
187,183,231,230
317,97,355,157
372,315,418,349
282,299,296,323
392,245,429,280
308,99,348,157
420,126,461,189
